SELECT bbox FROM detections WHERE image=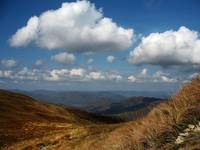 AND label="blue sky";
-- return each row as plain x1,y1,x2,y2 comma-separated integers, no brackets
0,0,200,91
